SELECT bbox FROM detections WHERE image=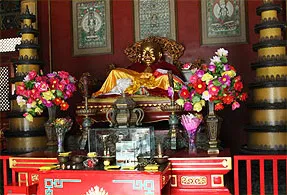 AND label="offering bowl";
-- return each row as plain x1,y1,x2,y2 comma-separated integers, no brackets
101,156,116,166
71,155,86,163
57,156,70,163
154,156,169,164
